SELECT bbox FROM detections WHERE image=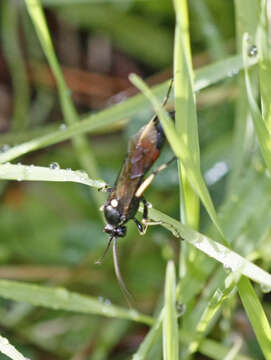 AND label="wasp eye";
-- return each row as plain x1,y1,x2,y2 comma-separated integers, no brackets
104,205,121,226
117,226,126,237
